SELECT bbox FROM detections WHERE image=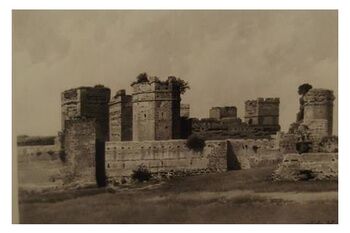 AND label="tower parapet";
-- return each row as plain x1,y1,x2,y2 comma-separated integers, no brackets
303,88,335,139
